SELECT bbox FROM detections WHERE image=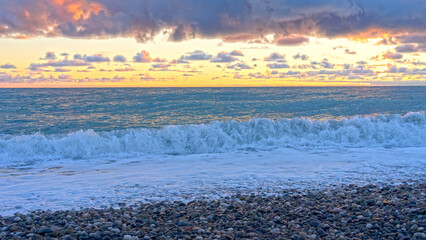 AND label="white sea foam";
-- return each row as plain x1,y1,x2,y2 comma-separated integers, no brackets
0,112,425,165
0,147,425,215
